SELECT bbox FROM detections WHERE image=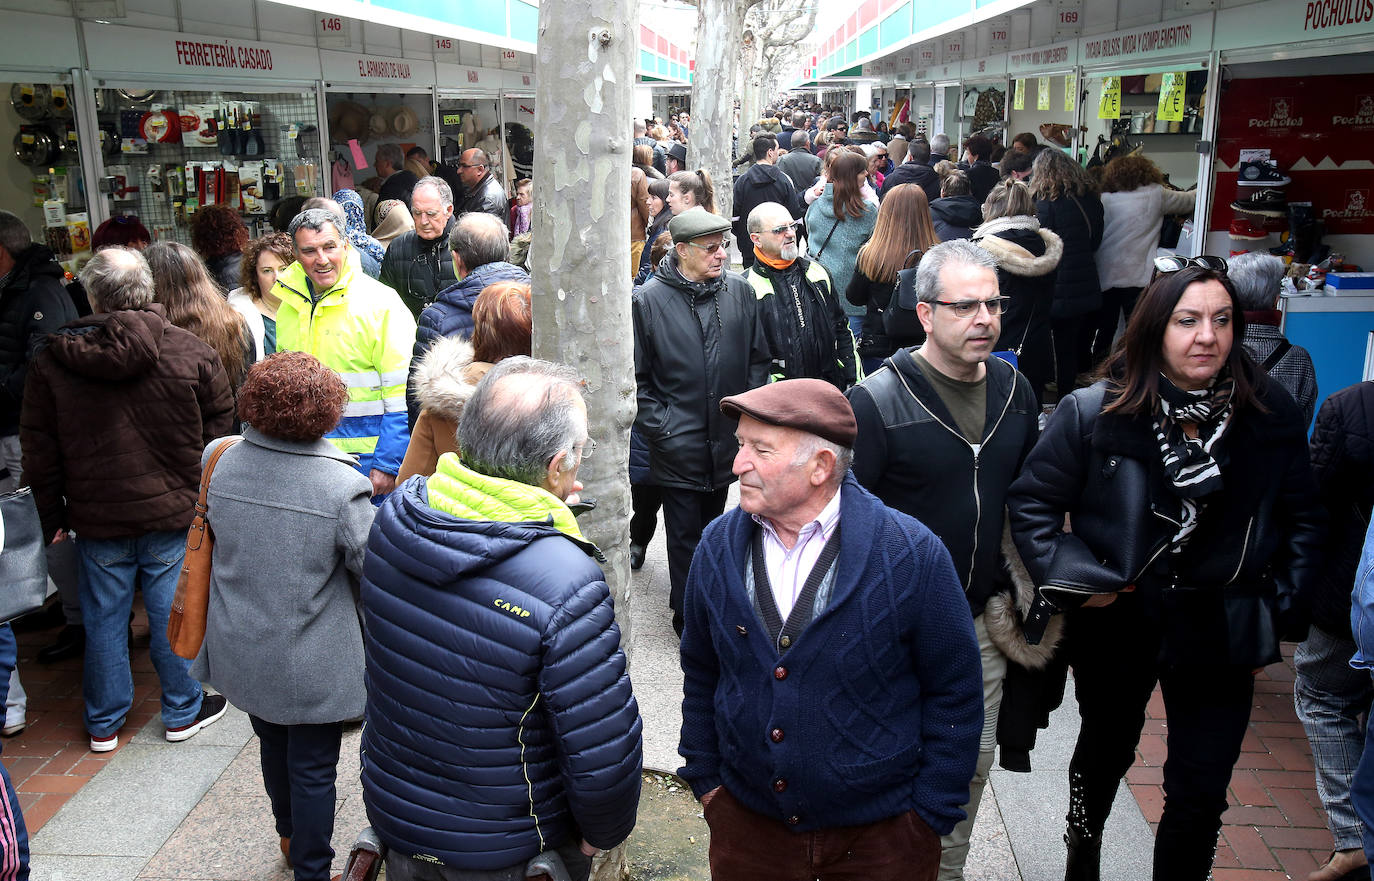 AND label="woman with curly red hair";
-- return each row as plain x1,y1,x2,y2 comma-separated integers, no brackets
191,351,374,881
189,204,250,292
